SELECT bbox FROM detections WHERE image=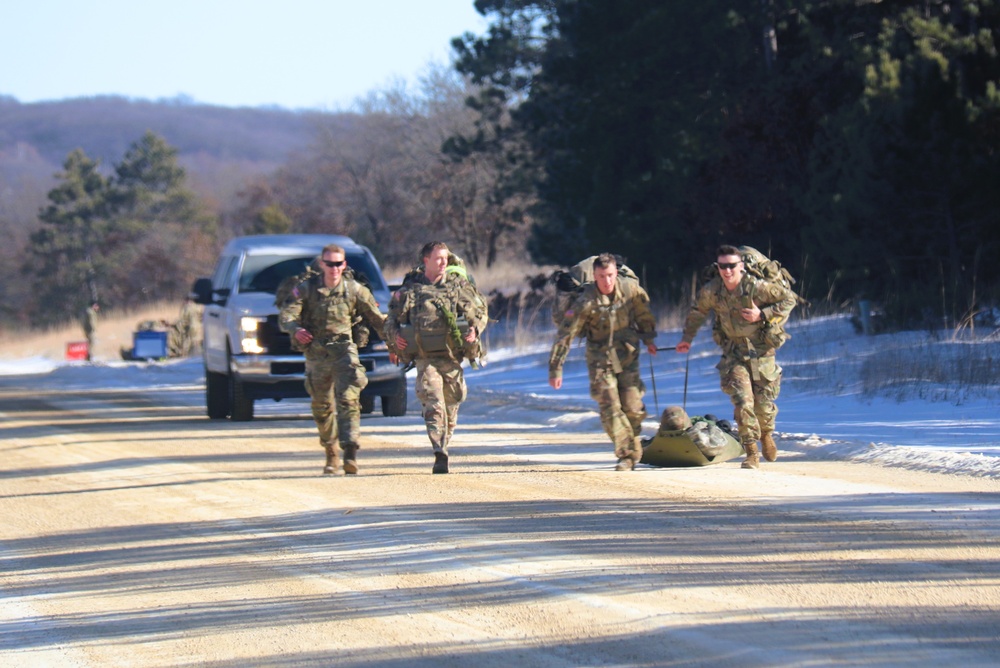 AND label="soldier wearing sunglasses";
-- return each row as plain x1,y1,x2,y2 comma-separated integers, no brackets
675,245,797,469
279,243,386,475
